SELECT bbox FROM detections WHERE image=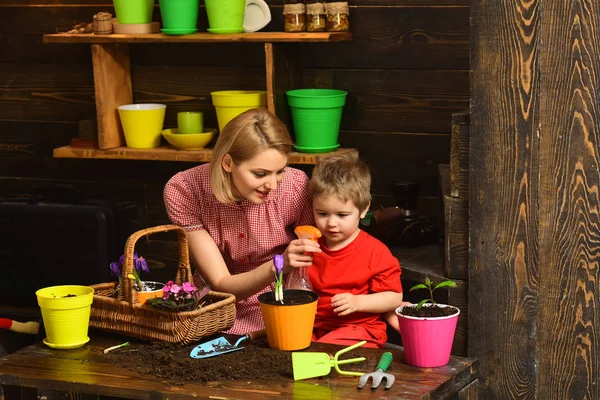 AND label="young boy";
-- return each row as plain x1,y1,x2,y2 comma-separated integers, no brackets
307,152,404,348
